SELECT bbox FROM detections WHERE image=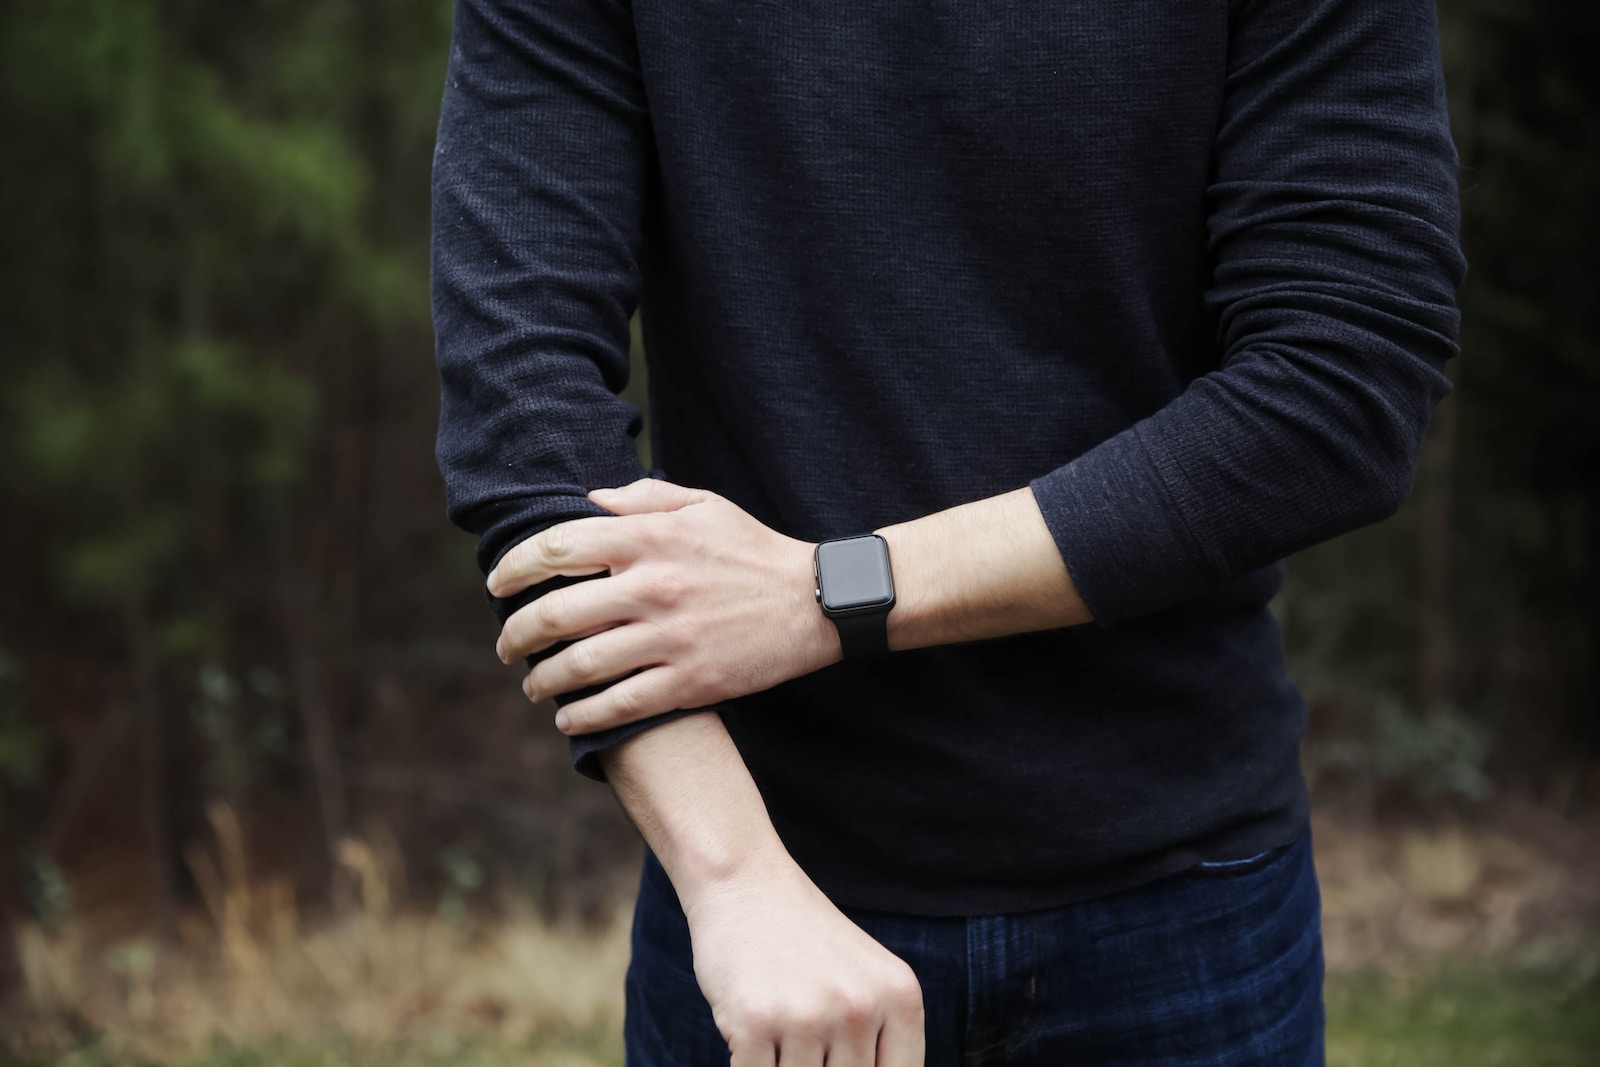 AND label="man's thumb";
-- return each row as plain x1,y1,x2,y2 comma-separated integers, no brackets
589,477,713,515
